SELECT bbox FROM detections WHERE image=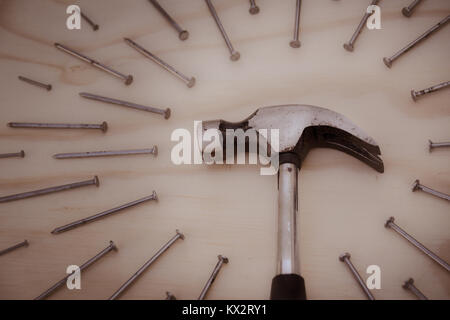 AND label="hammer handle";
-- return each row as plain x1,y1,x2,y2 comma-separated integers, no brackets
270,274,306,300
272,162,306,299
